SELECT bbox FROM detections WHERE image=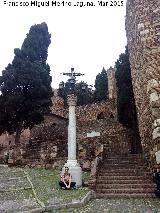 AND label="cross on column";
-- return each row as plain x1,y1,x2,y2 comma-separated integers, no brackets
61,67,84,187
